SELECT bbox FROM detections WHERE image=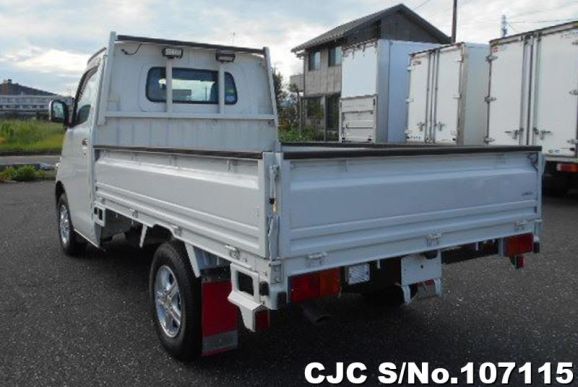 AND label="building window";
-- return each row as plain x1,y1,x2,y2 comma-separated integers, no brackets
328,47,342,67
146,67,237,105
308,51,321,71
